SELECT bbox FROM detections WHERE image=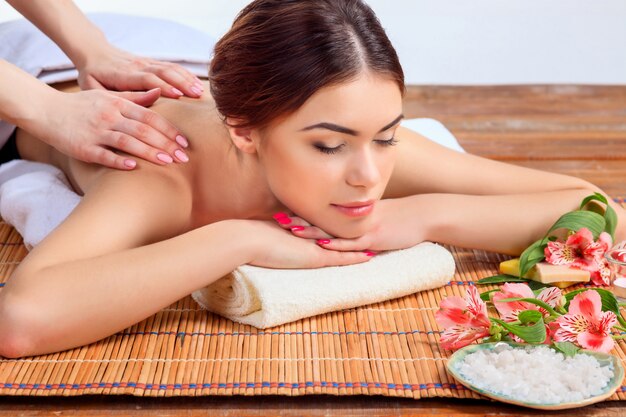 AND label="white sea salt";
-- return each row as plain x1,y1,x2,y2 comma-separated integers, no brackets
455,343,615,404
